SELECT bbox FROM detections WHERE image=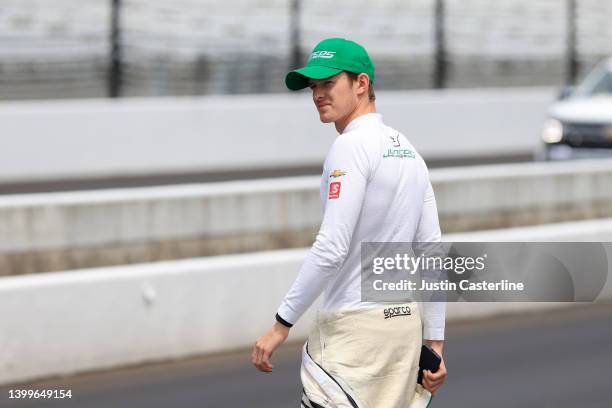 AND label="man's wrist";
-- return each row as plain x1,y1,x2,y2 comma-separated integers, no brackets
425,339,444,355
273,321,291,335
